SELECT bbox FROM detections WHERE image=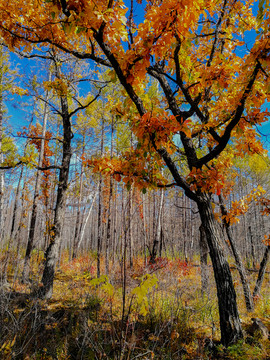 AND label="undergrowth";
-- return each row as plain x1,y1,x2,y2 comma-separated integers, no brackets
0,250,269,359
